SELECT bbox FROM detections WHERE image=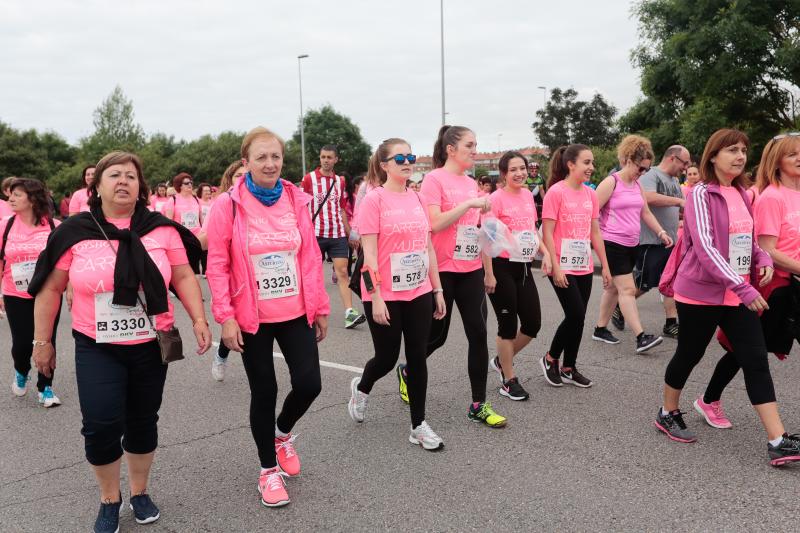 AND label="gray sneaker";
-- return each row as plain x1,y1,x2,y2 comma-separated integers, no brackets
348,377,368,422
654,409,697,443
